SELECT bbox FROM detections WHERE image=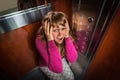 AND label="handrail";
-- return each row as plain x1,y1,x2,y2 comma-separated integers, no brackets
0,3,51,34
